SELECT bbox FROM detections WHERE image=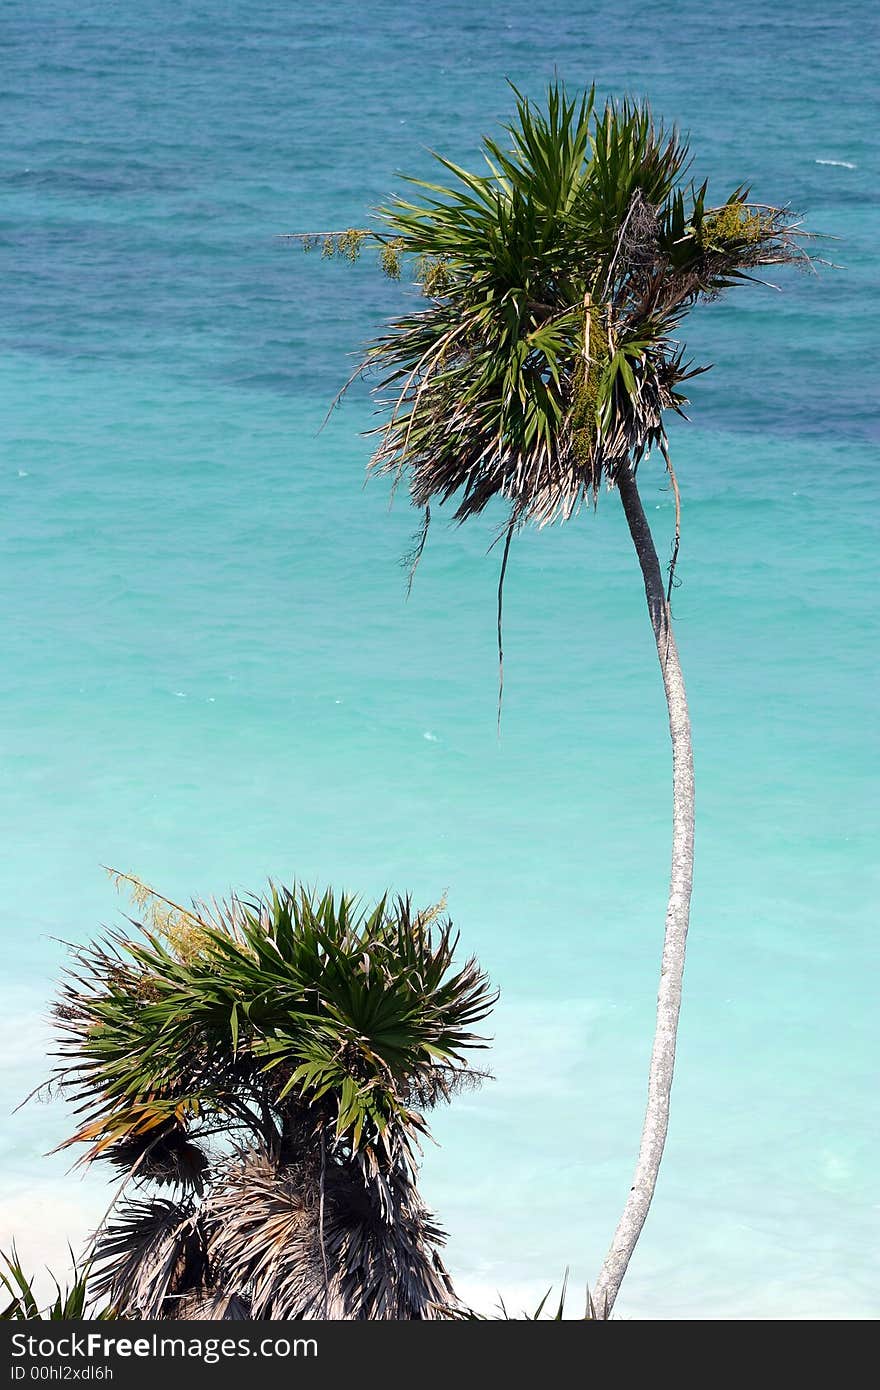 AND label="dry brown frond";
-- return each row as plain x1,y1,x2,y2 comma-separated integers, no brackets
207,1150,460,1320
